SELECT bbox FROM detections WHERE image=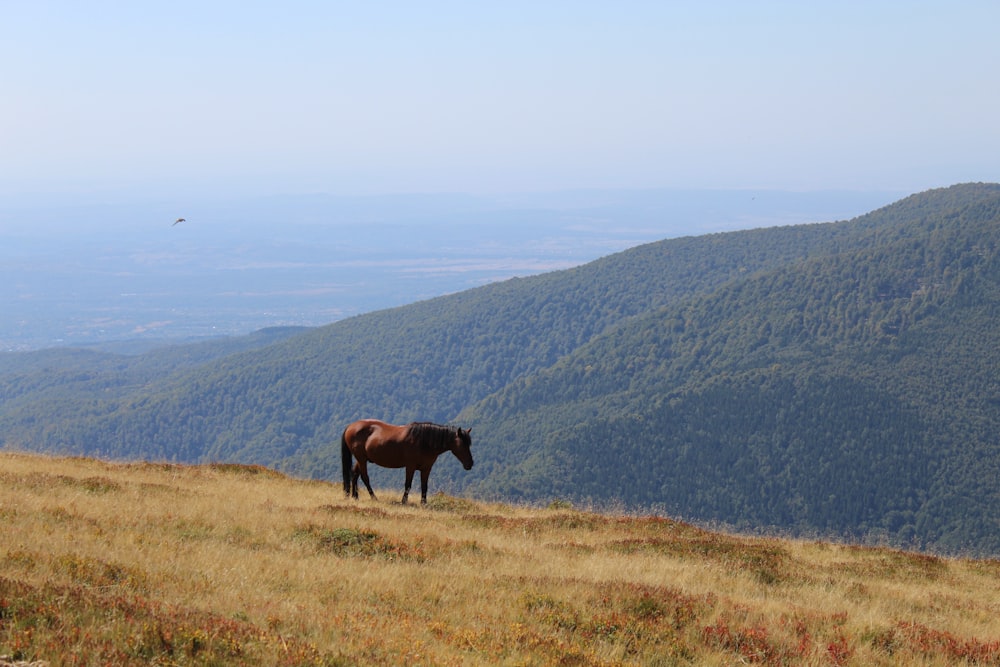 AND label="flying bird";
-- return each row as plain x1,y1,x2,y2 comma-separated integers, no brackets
172,217,186,226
